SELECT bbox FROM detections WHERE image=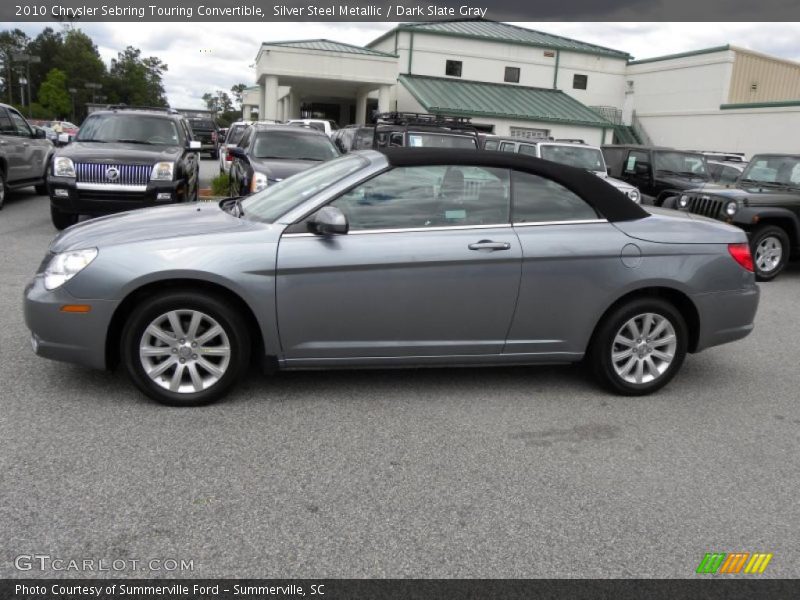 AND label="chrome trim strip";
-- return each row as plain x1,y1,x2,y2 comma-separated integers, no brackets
513,219,608,227
283,224,512,238
75,182,148,192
